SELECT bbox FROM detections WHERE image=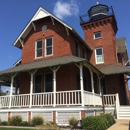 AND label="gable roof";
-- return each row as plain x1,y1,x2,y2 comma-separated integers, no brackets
13,7,93,50
96,64,130,75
